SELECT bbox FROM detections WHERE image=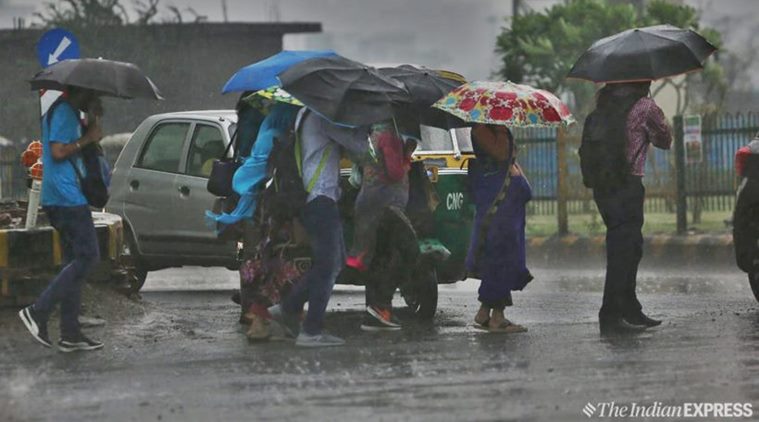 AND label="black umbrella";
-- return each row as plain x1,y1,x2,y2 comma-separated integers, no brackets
380,64,467,130
29,58,163,100
278,55,410,126
567,24,717,83
380,65,464,107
